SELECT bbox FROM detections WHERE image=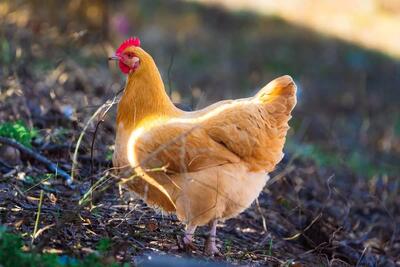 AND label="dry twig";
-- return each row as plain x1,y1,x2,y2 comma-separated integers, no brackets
0,136,73,186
